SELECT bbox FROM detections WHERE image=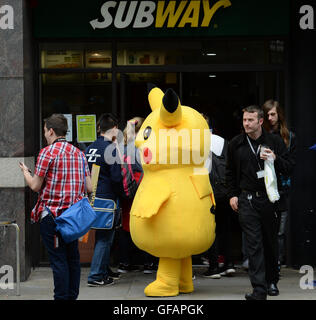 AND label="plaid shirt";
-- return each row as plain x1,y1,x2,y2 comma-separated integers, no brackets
31,141,90,223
